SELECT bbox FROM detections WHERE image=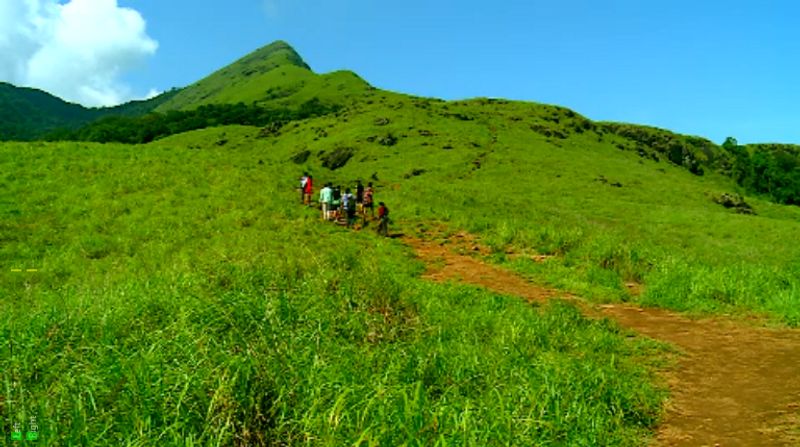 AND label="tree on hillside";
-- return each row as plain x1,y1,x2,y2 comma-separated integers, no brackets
722,136,739,151
720,136,752,184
